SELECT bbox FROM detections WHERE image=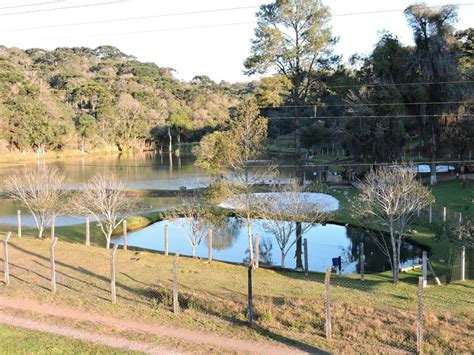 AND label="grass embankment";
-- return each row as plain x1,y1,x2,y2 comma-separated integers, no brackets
330,180,473,281
0,325,135,354
0,237,472,353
